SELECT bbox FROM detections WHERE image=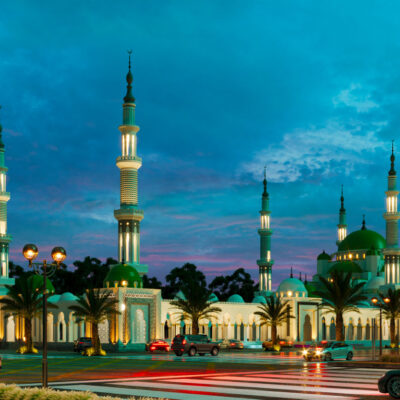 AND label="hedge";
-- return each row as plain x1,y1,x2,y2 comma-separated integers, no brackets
0,384,163,400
